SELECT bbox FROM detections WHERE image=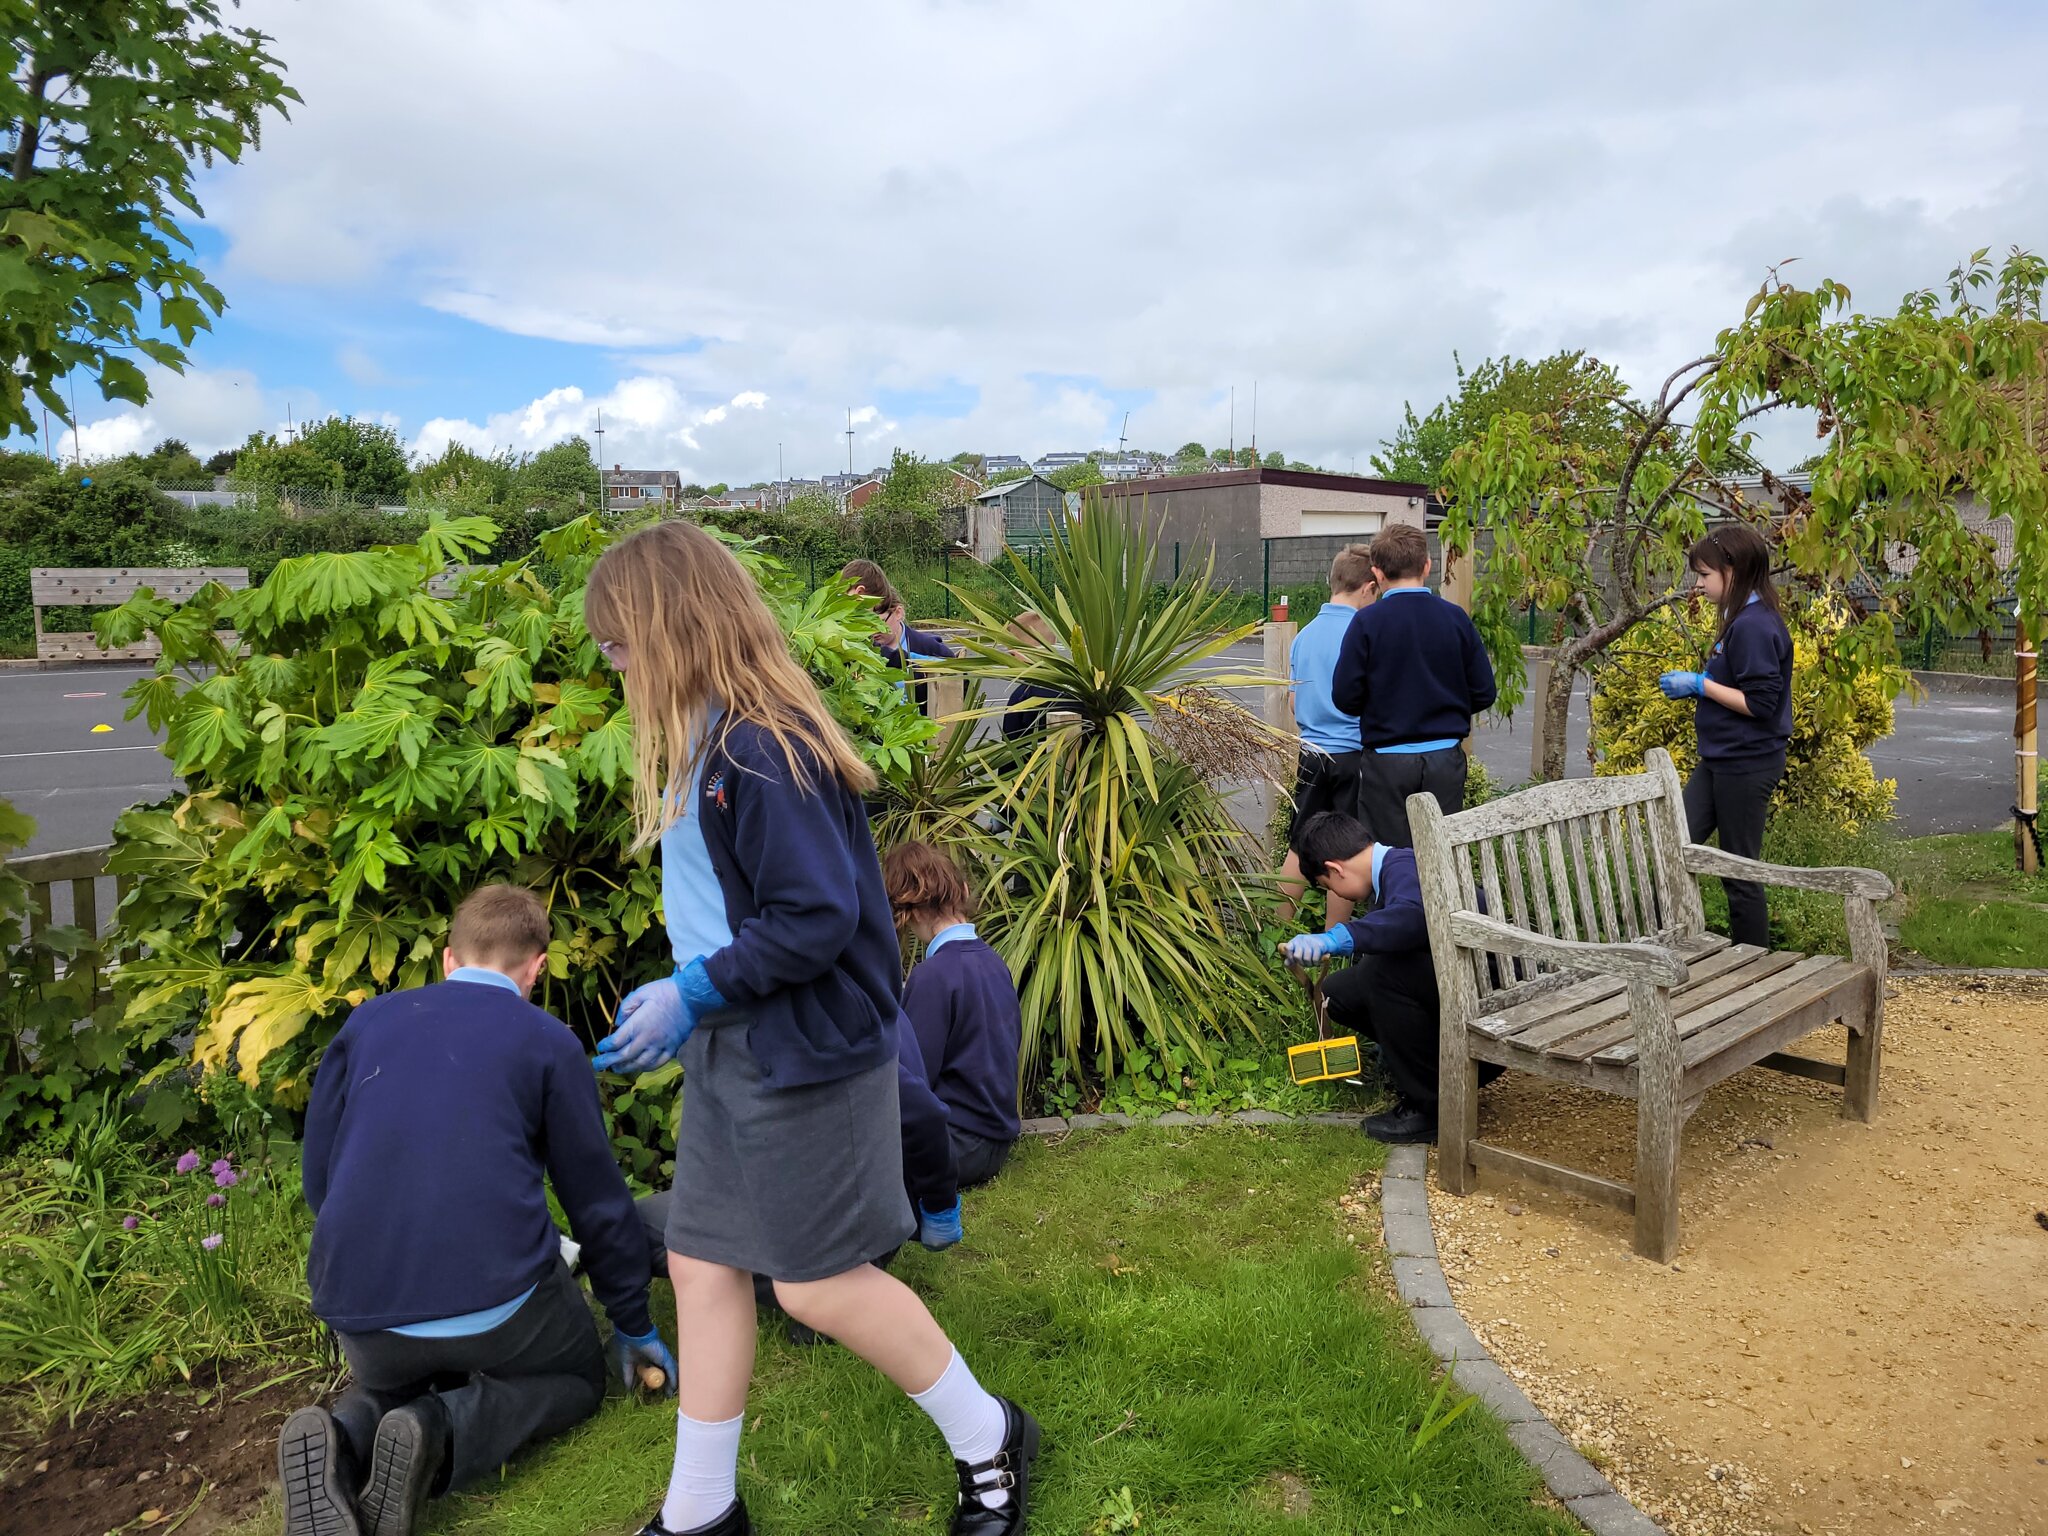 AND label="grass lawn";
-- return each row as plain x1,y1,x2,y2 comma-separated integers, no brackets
228,1127,1569,1536
1886,829,2048,967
